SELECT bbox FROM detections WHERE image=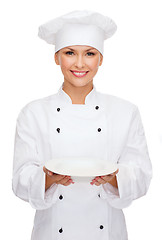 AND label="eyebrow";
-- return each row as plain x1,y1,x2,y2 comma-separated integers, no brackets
66,47,96,51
